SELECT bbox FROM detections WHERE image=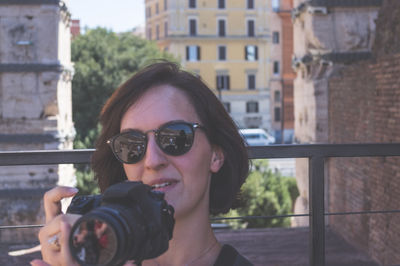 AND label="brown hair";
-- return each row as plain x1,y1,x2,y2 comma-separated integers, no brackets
92,61,249,214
